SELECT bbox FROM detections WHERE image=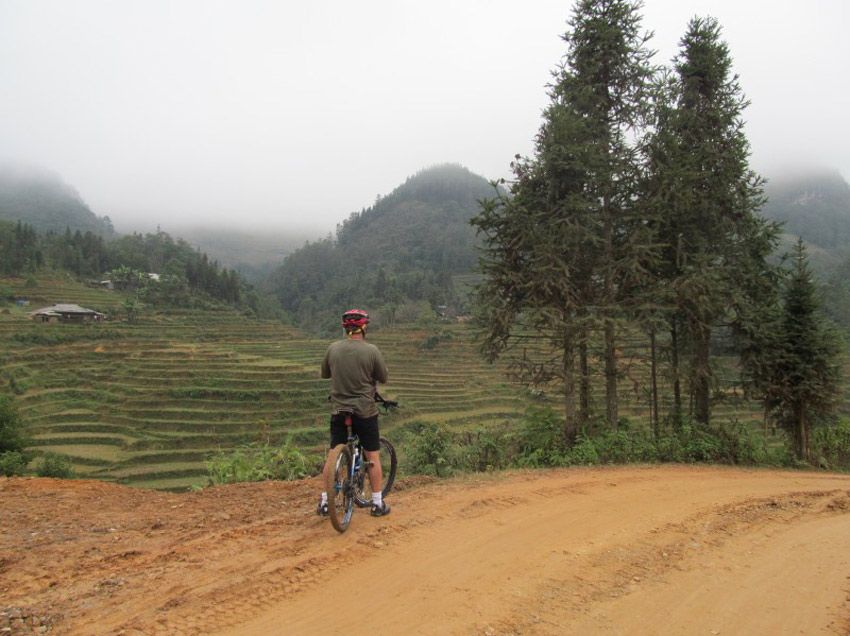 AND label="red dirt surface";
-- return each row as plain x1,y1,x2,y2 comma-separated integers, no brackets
2,465,850,635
